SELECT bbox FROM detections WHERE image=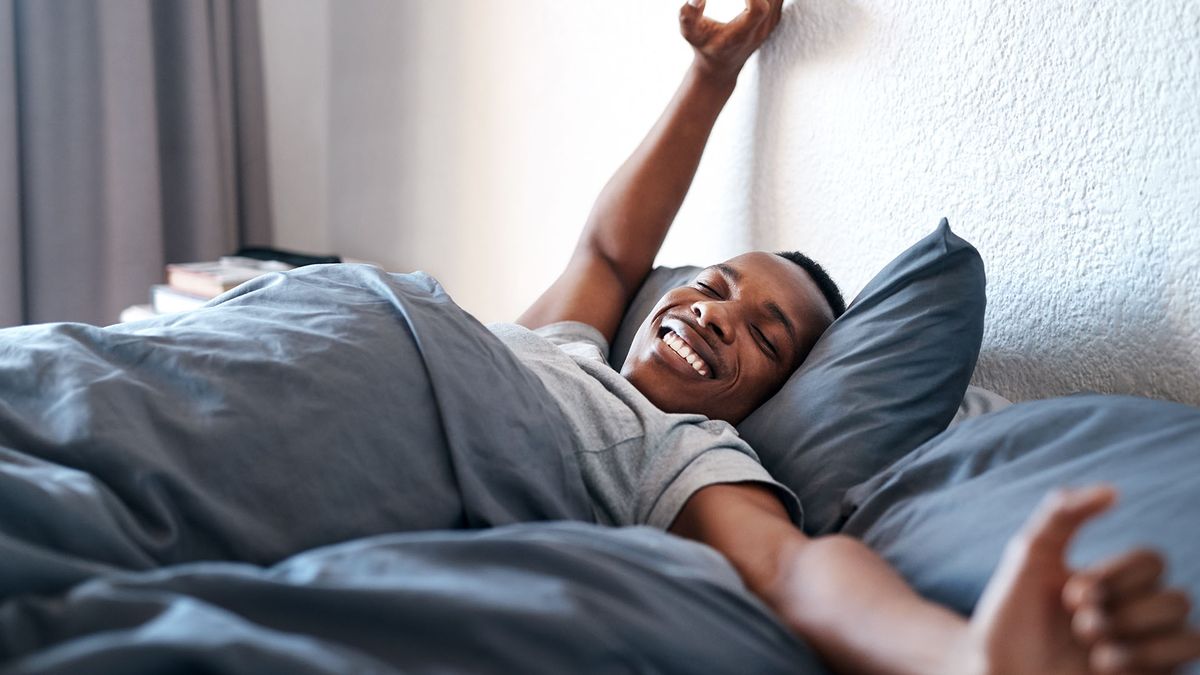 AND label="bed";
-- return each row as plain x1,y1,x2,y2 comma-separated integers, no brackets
1,223,1197,674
